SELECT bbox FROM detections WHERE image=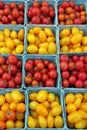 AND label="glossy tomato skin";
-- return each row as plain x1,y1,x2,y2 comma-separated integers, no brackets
14,76,22,85
78,72,86,81
32,80,39,86
48,62,56,70
61,70,70,79
68,61,75,71
60,54,69,62
24,76,32,85
0,79,8,88
8,65,17,75
48,70,58,79
34,72,42,81
60,61,68,71
72,55,79,62
0,57,6,65
36,62,44,71
45,79,55,87
62,79,69,88
8,54,18,65
84,80,87,88
75,80,83,88
8,80,15,88
6,110,16,120
2,72,11,81
42,74,48,82
25,63,33,71
75,61,84,70
69,75,76,85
